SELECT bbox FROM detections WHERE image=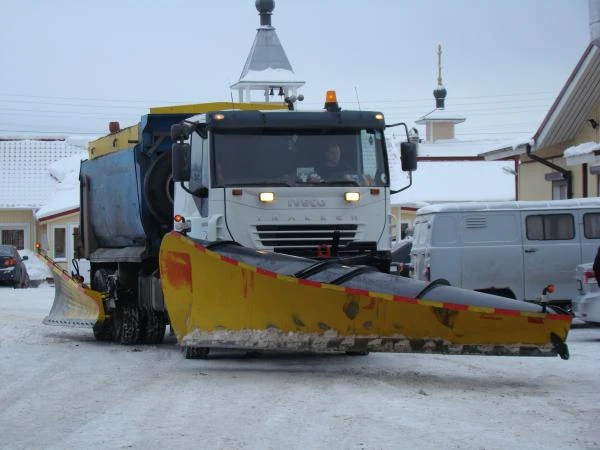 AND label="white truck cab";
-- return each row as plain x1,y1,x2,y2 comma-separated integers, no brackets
171,102,417,272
